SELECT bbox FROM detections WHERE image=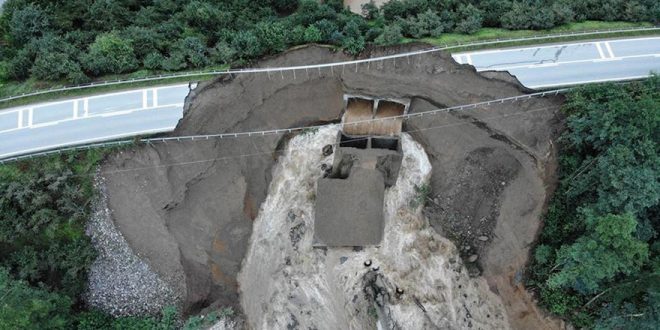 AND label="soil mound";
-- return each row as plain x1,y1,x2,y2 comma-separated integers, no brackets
101,44,564,328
